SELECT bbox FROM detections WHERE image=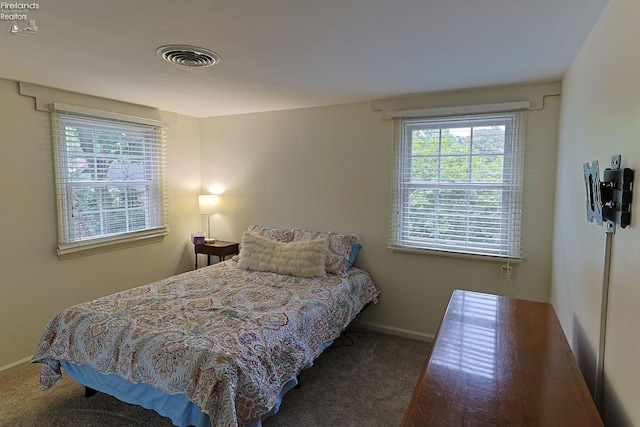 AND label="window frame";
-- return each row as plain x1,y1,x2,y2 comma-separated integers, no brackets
391,111,524,261
51,104,168,257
